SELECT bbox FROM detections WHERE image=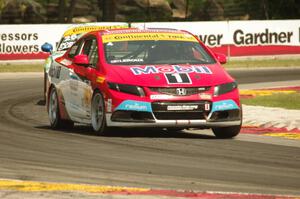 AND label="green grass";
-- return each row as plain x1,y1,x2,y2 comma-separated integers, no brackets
0,64,43,72
241,92,300,110
225,59,300,68
0,58,300,72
